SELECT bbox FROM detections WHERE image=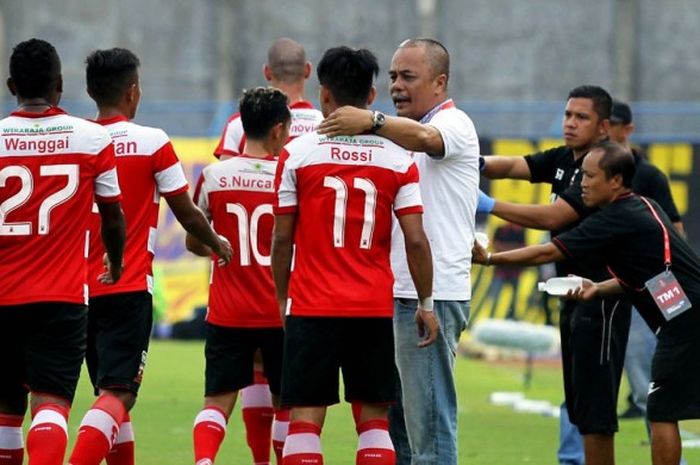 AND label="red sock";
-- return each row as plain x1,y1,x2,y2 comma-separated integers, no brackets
68,394,126,465
193,407,228,465
241,372,274,464
0,414,24,465
106,413,134,465
356,419,395,465
271,409,290,464
351,402,363,426
26,403,69,465
282,421,323,465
